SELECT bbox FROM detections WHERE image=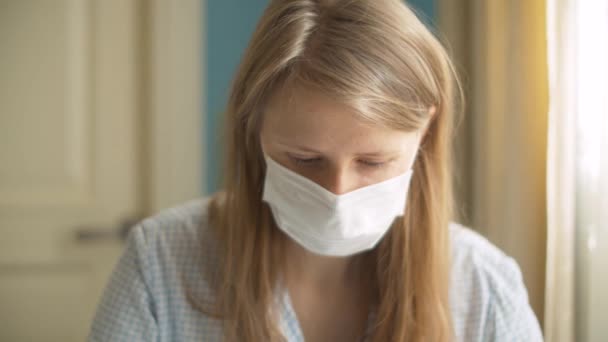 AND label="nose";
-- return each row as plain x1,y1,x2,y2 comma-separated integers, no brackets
319,166,358,195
